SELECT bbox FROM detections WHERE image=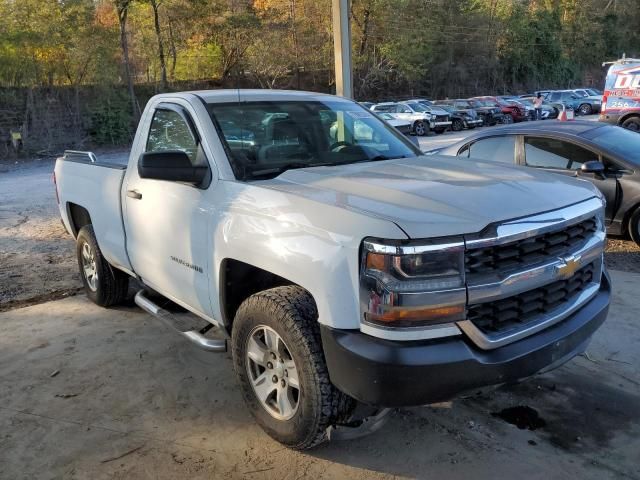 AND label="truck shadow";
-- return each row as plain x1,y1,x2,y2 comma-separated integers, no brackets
309,365,640,477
